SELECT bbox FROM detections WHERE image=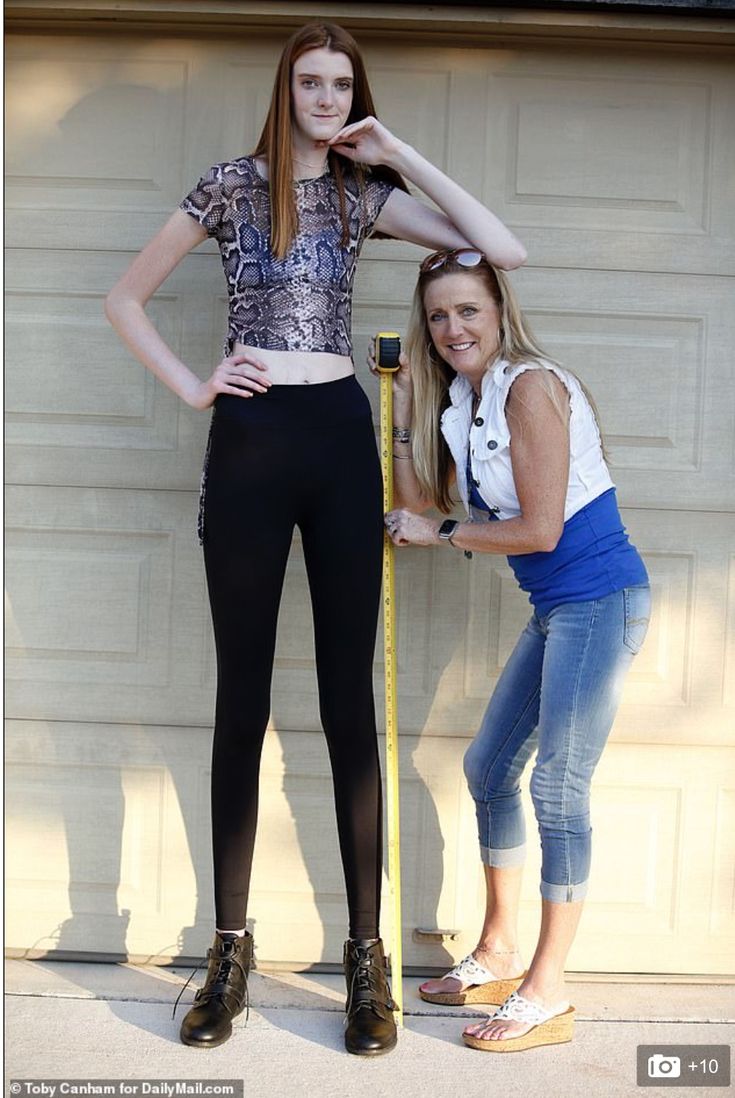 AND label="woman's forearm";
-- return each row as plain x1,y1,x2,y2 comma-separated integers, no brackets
105,295,203,406
388,507,562,554
391,452,429,511
391,385,432,511
390,142,527,270
443,514,562,556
